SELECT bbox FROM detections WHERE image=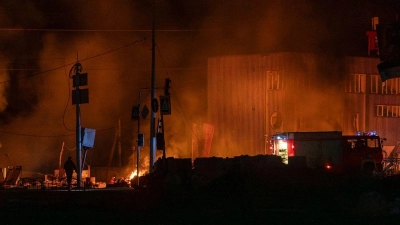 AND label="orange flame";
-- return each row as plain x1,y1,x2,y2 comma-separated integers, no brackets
129,170,138,180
